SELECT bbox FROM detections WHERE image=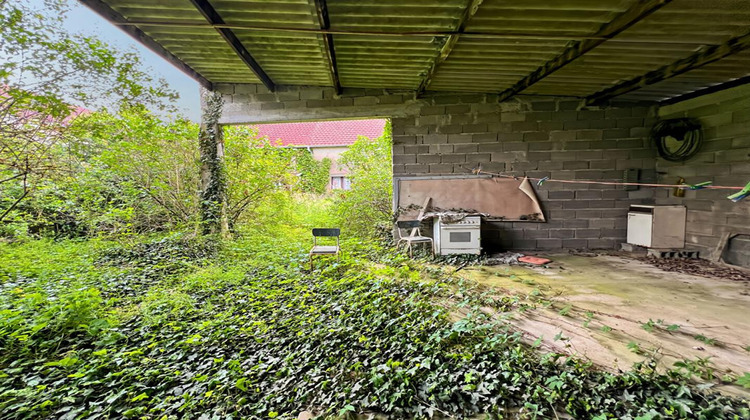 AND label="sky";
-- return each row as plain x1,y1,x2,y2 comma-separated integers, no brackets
37,0,202,120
